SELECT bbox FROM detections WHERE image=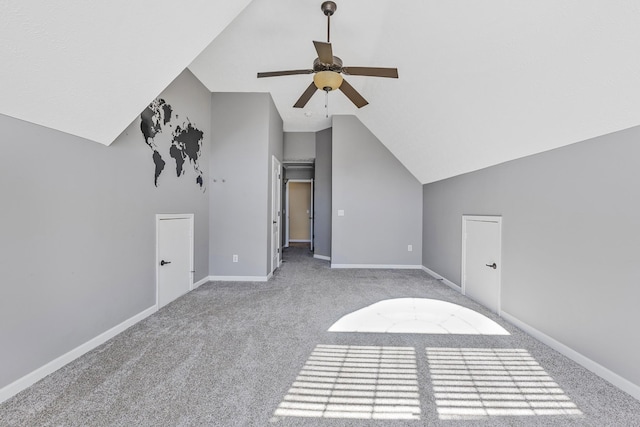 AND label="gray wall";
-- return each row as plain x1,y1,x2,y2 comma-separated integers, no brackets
331,115,422,266
422,125,640,388
0,69,211,389
283,132,315,161
314,128,332,259
209,92,282,277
